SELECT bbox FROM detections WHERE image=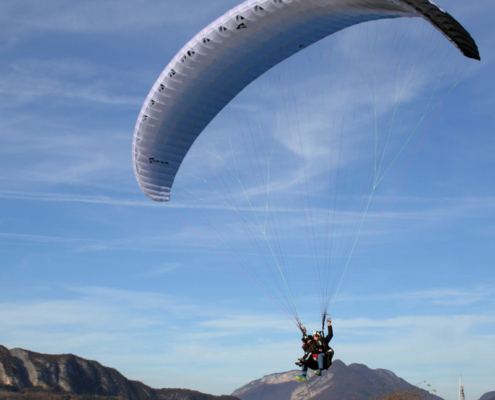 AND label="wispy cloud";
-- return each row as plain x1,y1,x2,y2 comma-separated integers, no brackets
0,120,132,188
0,229,191,252
336,314,495,331
0,58,142,108
0,0,239,45
0,286,193,330
0,190,153,207
338,286,495,307
0,190,492,256
0,232,95,246
198,314,293,334
133,263,183,278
